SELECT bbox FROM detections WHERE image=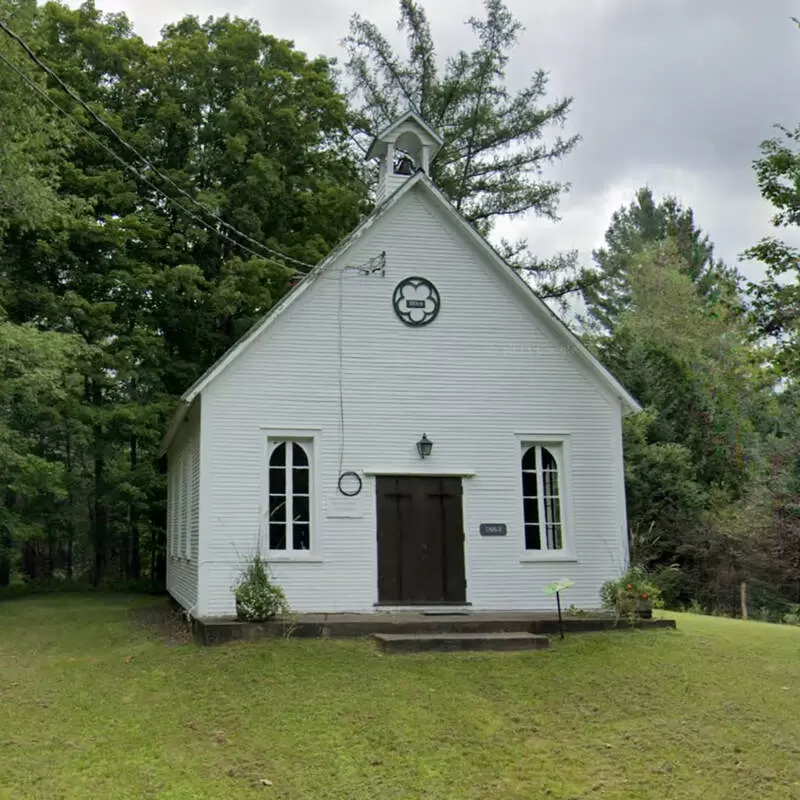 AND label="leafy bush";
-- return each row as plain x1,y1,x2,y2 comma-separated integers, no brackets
749,599,800,626
686,599,707,615
783,606,800,626
601,566,661,615
647,564,686,609
566,605,589,617
234,557,290,622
